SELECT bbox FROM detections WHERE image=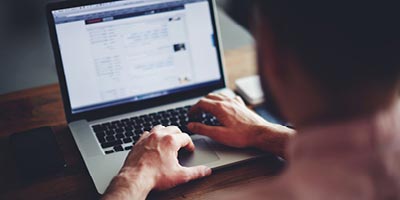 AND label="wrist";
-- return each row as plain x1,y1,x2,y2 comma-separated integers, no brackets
251,124,295,158
249,125,271,148
122,166,156,191
102,166,155,200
